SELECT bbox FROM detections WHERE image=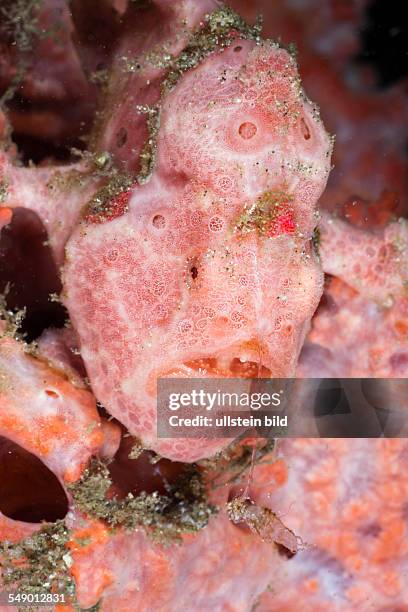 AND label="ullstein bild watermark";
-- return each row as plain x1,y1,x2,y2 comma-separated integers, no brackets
157,378,408,439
